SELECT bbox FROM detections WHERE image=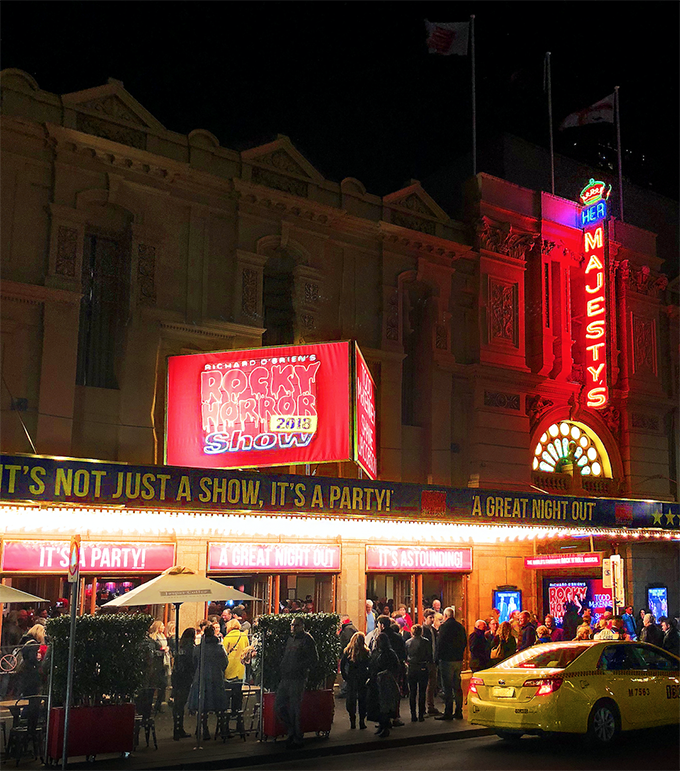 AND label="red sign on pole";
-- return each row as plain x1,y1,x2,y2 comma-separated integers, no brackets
207,542,341,572
365,545,473,572
524,552,602,569
354,345,377,479
1,541,176,574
